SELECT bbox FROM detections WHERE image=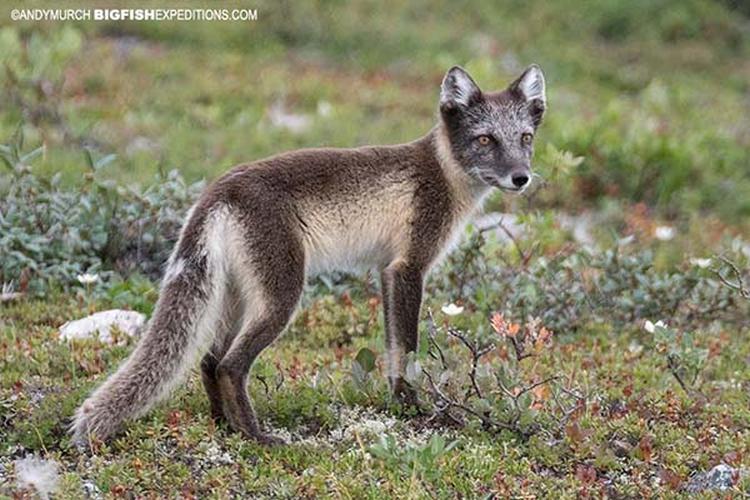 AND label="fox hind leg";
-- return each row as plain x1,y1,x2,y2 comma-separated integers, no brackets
215,232,305,444
200,287,243,422
201,354,226,422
